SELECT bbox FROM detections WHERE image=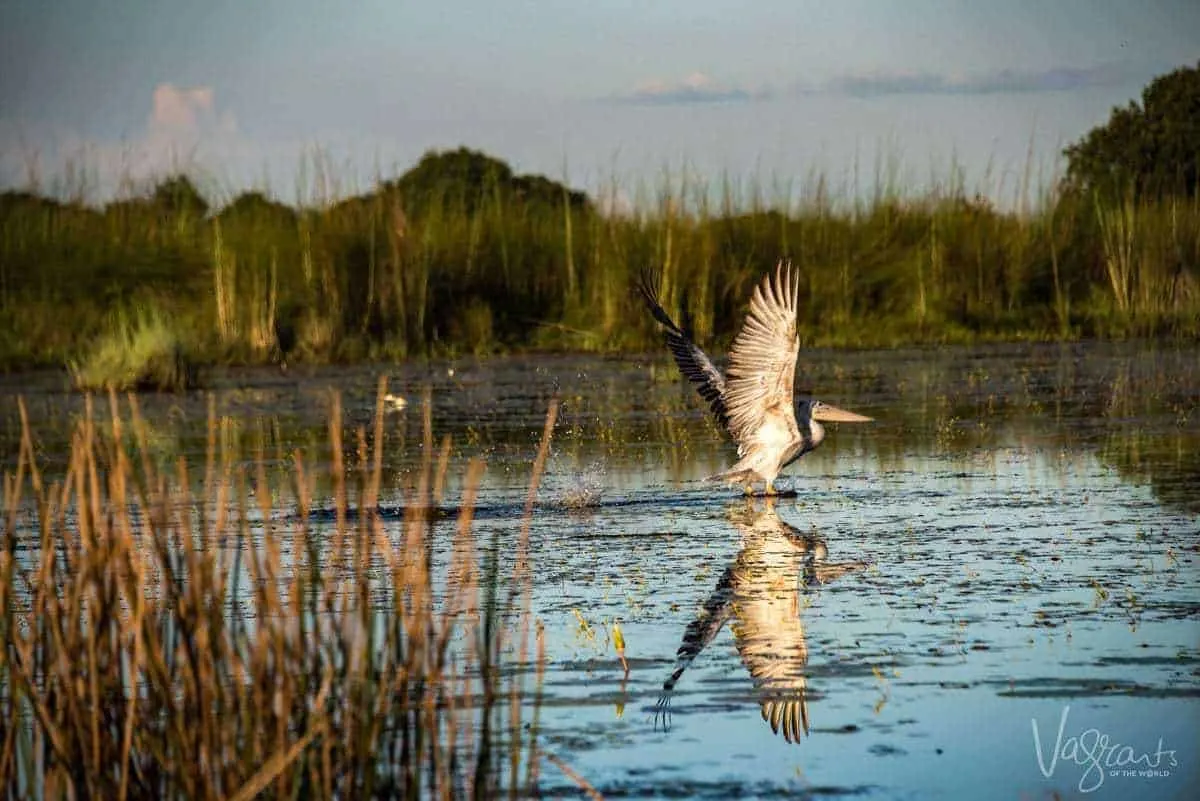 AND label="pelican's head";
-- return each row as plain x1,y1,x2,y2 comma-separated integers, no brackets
795,398,873,425
794,398,872,452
